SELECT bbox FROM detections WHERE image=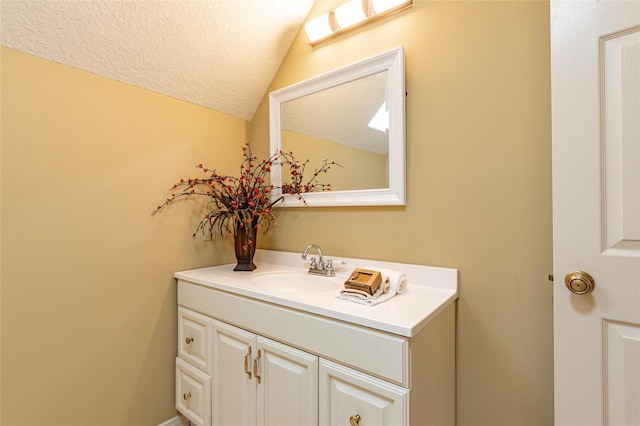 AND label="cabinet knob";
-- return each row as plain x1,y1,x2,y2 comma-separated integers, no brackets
349,414,361,426
185,336,194,344
183,392,191,401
